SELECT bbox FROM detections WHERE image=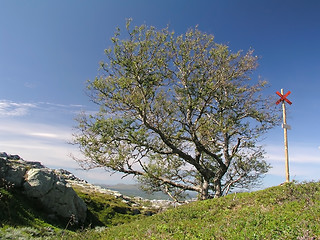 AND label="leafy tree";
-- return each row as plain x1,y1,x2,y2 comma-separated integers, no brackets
73,20,279,200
